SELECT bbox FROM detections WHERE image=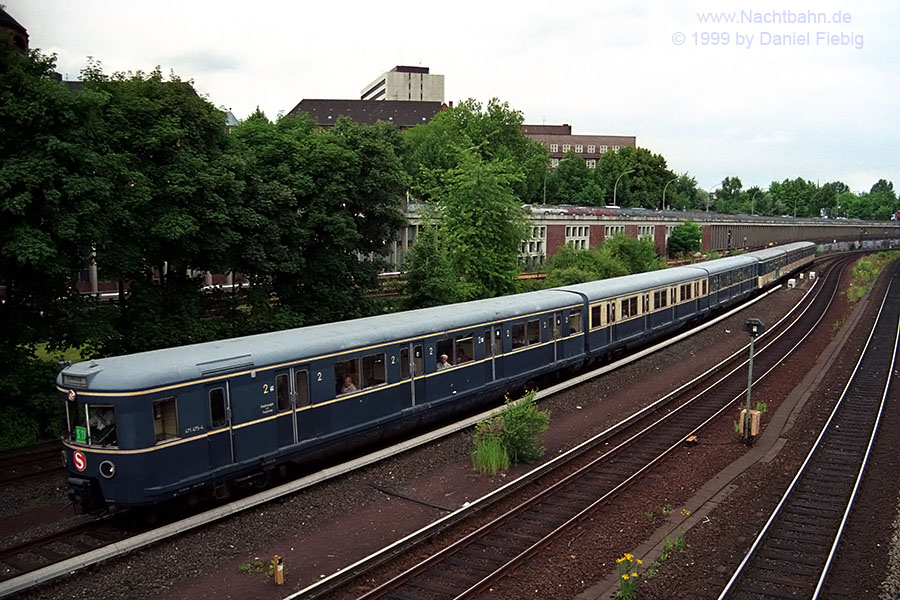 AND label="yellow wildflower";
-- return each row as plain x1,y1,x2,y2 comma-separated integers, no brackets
631,572,638,577
622,574,629,580
637,559,643,565
616,557,625,563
